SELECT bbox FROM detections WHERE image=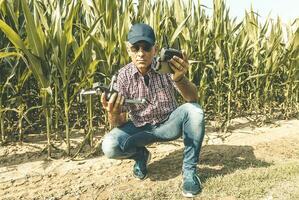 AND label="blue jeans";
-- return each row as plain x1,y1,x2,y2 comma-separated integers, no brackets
101,103,205,173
